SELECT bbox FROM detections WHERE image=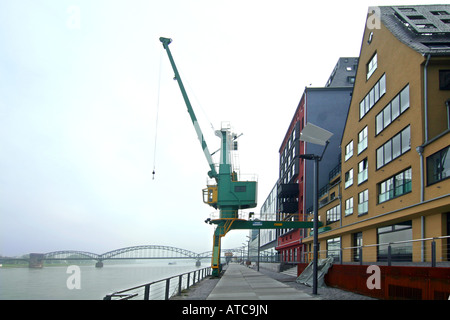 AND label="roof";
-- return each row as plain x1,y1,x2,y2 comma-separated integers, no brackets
380,5,450,55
